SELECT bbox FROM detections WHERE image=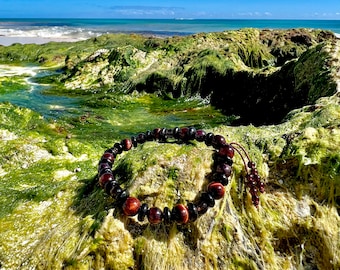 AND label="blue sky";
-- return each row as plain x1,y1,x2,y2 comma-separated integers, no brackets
1,0,340,19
